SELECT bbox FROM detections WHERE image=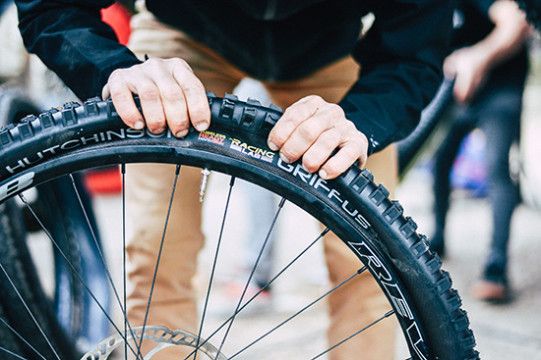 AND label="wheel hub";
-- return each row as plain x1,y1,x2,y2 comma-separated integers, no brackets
81,326,227,359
